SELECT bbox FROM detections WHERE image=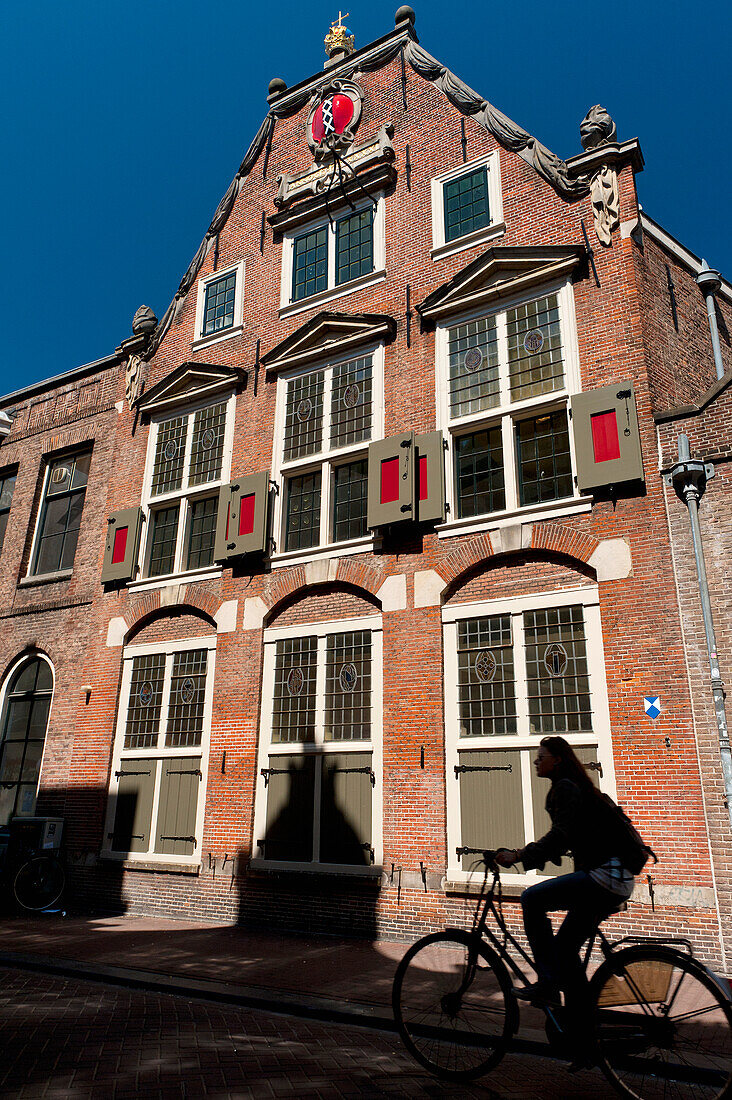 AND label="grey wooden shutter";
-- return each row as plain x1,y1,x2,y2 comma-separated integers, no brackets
570,381,644,492
101,507,143,584
214,470,270,561
319,752,373,865
366,432,414,529
530,745,600,877
415,432,446,524
261,754,315,862
458,749,523,871
154,755,201,857
109,758,157,854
